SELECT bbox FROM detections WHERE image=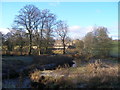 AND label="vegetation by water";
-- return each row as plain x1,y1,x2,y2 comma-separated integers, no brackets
2,58,119,88
1,4,119,89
